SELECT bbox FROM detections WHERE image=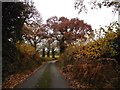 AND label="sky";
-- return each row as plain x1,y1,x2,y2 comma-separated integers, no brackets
33,0,118,29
